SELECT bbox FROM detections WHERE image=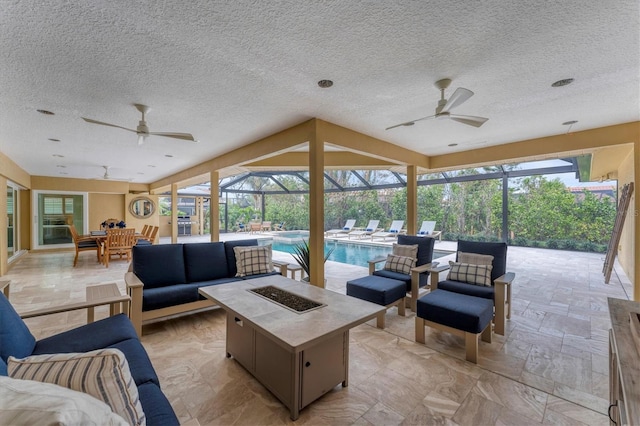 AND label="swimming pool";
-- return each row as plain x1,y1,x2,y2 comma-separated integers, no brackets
267,238,451,268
